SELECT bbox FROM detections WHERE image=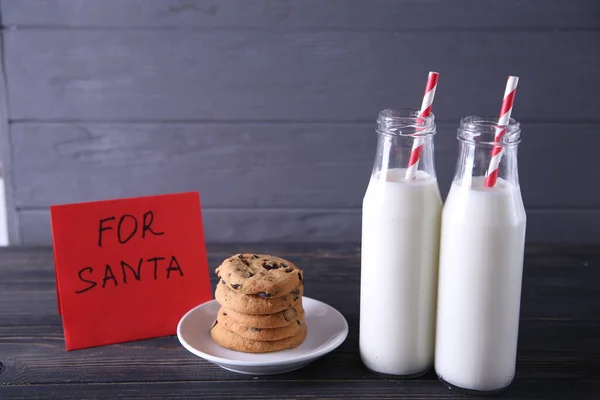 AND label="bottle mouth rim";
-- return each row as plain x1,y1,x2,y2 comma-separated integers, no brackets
377,108,436,137
458,115,521,146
